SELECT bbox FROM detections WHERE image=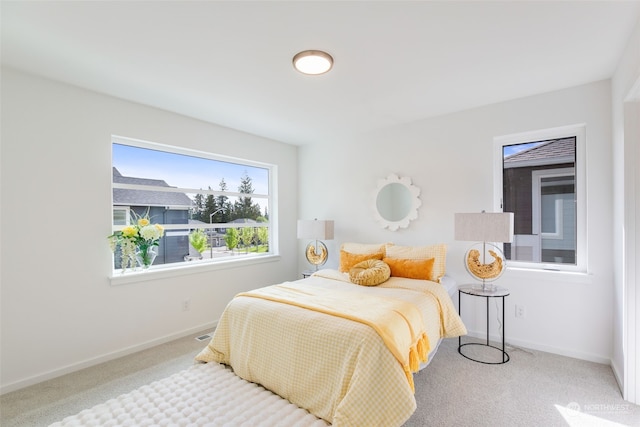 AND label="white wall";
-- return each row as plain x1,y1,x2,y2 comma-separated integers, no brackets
299,79,614,364
612,17,640,403
0,61,627,395
0,68,299,393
